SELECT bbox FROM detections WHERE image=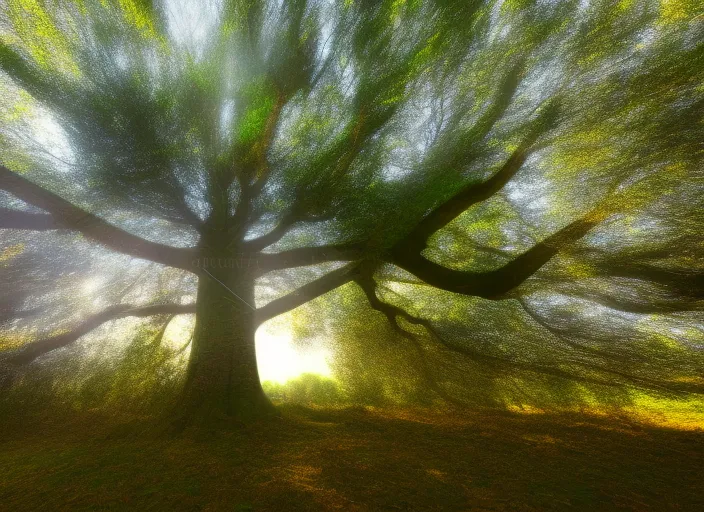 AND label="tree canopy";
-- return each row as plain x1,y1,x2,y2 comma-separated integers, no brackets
0,0,702,418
